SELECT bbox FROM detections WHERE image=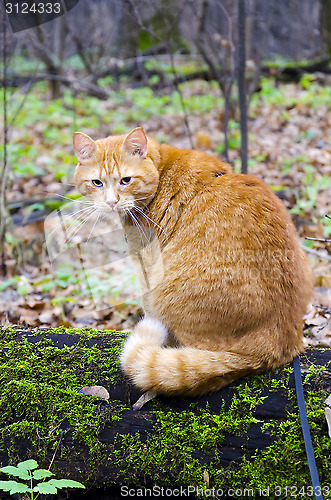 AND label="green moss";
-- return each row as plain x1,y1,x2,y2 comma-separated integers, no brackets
0,326,129,478
114,364,330,497
115,384,266,487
